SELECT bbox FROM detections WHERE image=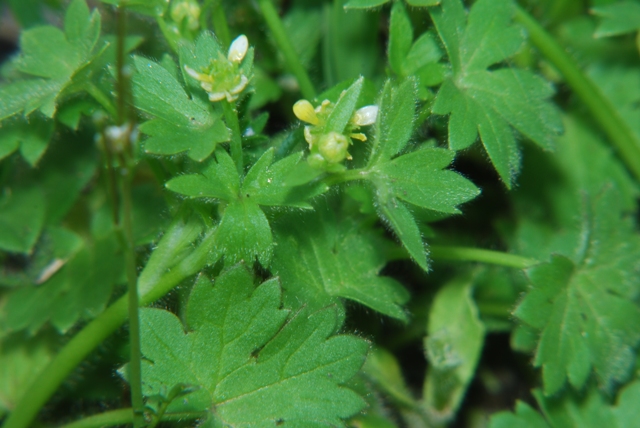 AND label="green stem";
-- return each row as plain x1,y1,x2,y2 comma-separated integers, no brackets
85,83,118,118
222,101,243,174
429,245,538,269
513,5,640,181
256,0,317,100
323,168,370,186
211,0,231,48
59,409,206,428
1,231,217,428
